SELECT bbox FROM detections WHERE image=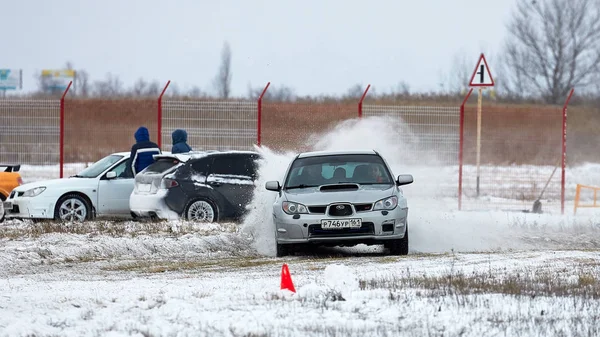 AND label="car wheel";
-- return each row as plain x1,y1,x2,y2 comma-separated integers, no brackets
387,225,409,256
54,194,91,222
276,243,291,257
185,198,218,222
